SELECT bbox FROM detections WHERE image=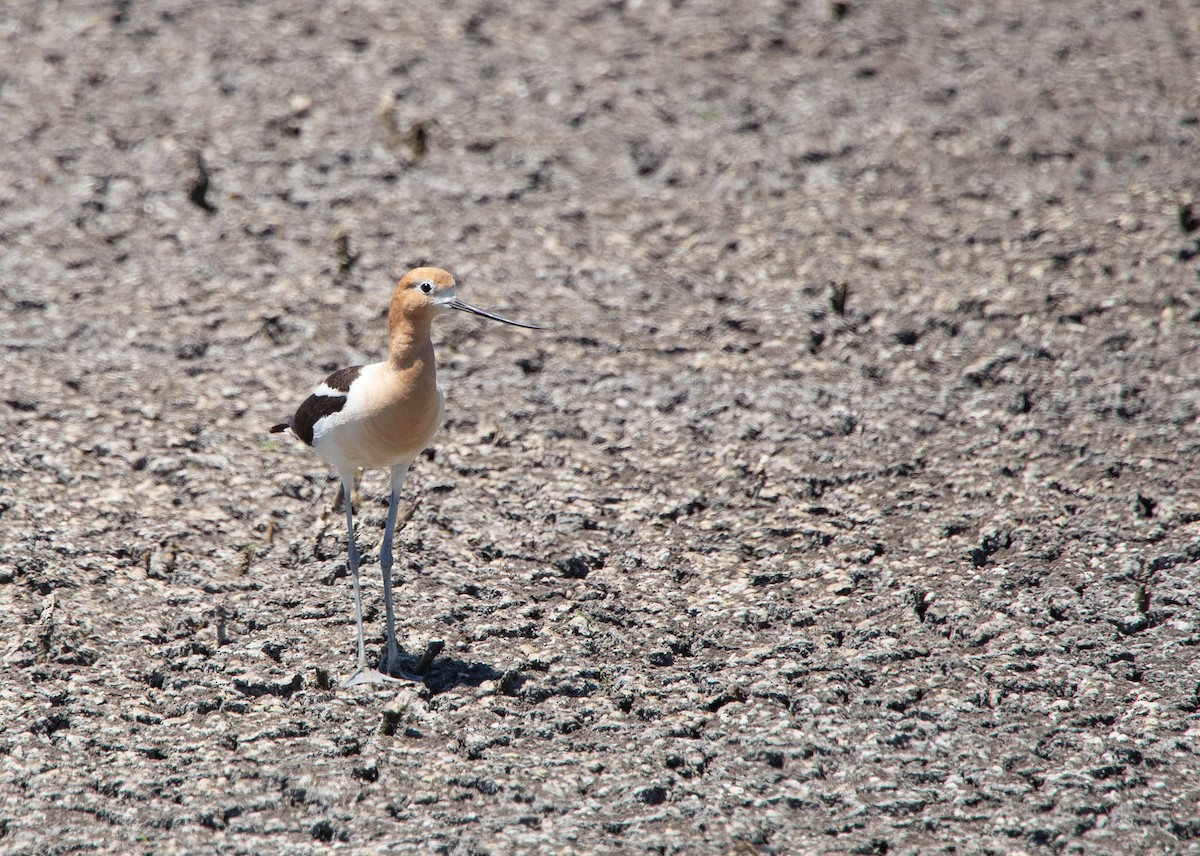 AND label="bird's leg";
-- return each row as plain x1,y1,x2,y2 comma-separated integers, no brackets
339,471,400,688
339,473,370,685
380,463,420,680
